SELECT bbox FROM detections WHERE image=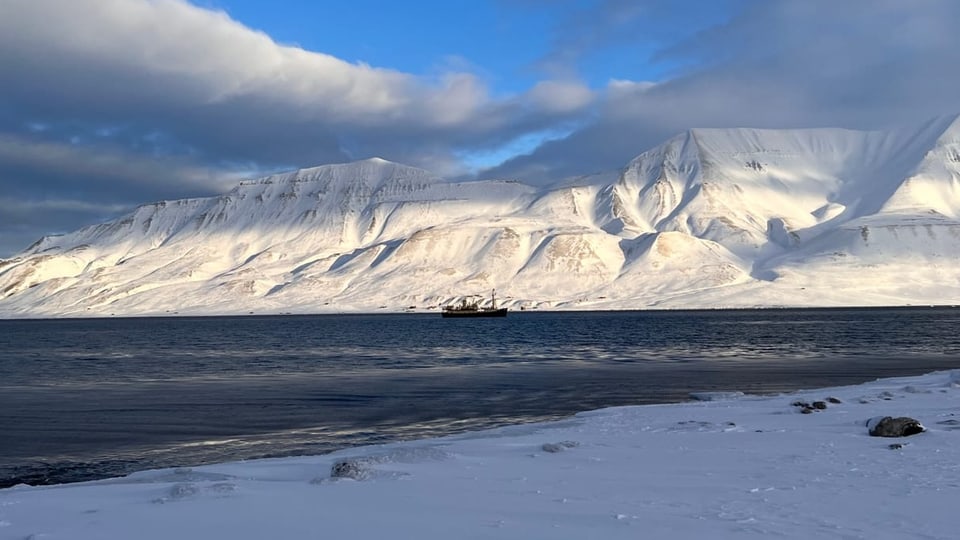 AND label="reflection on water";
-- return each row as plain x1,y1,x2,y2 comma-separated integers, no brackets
2,308,960,487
